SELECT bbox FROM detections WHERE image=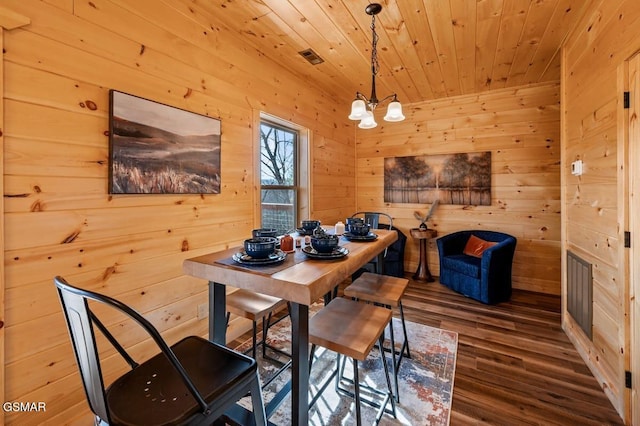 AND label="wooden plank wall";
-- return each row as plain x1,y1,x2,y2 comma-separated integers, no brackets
562,0,640,419
355,82,561,296
0,27,4,426
0,7,31,424
0,1,356,424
